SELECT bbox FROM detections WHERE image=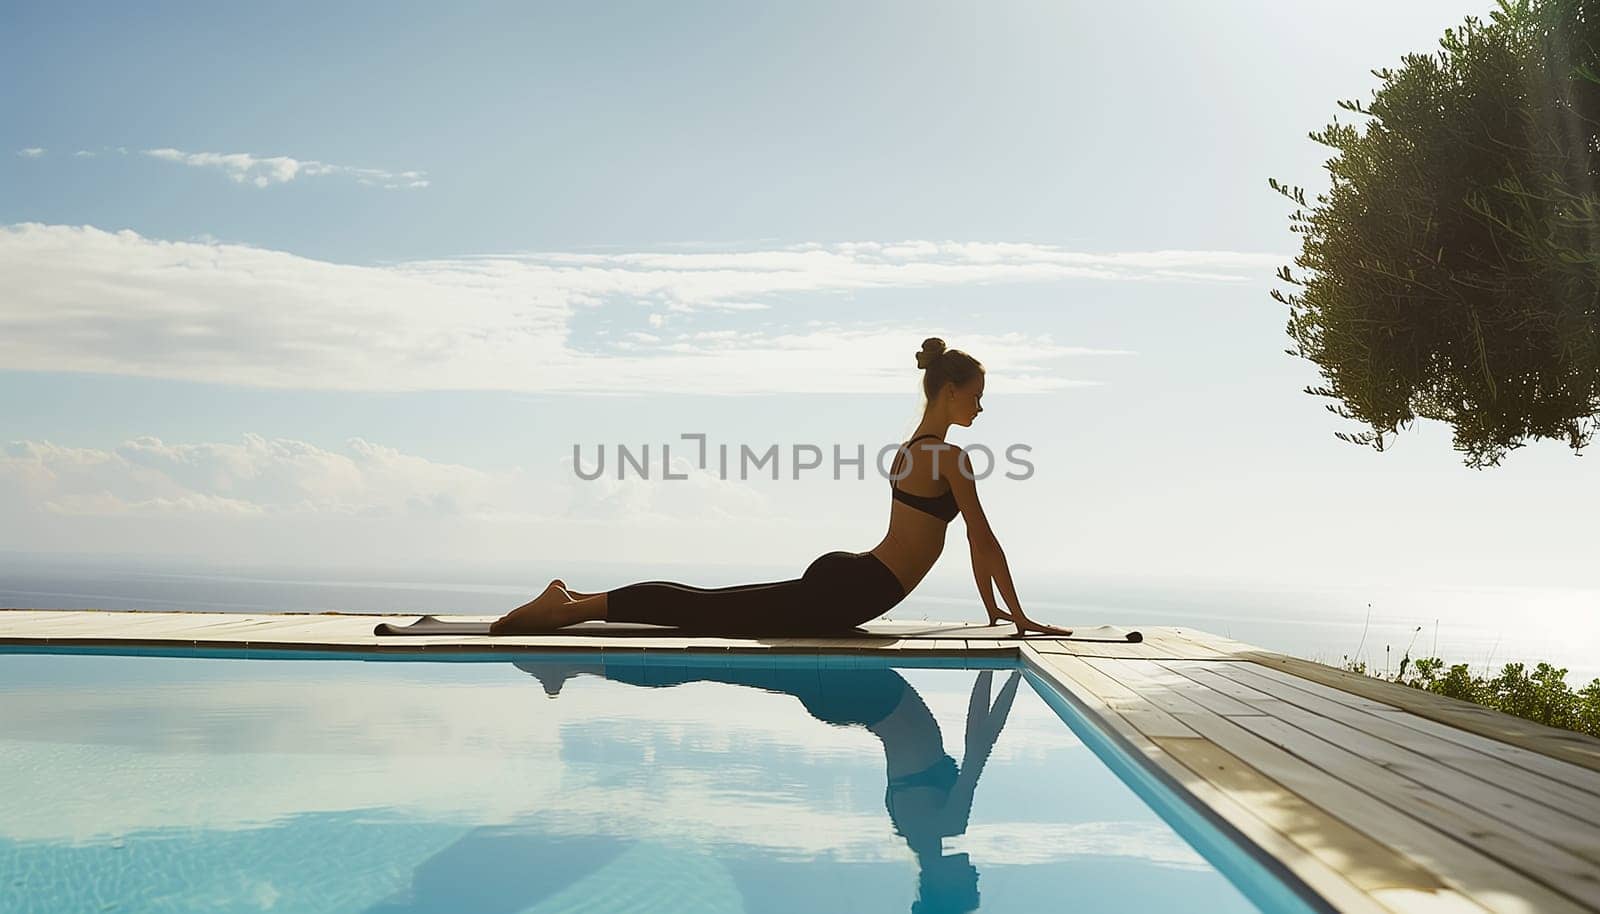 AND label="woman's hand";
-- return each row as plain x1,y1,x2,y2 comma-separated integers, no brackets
963,669,1022,763
958,466,1073,637
971,540,1072,637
